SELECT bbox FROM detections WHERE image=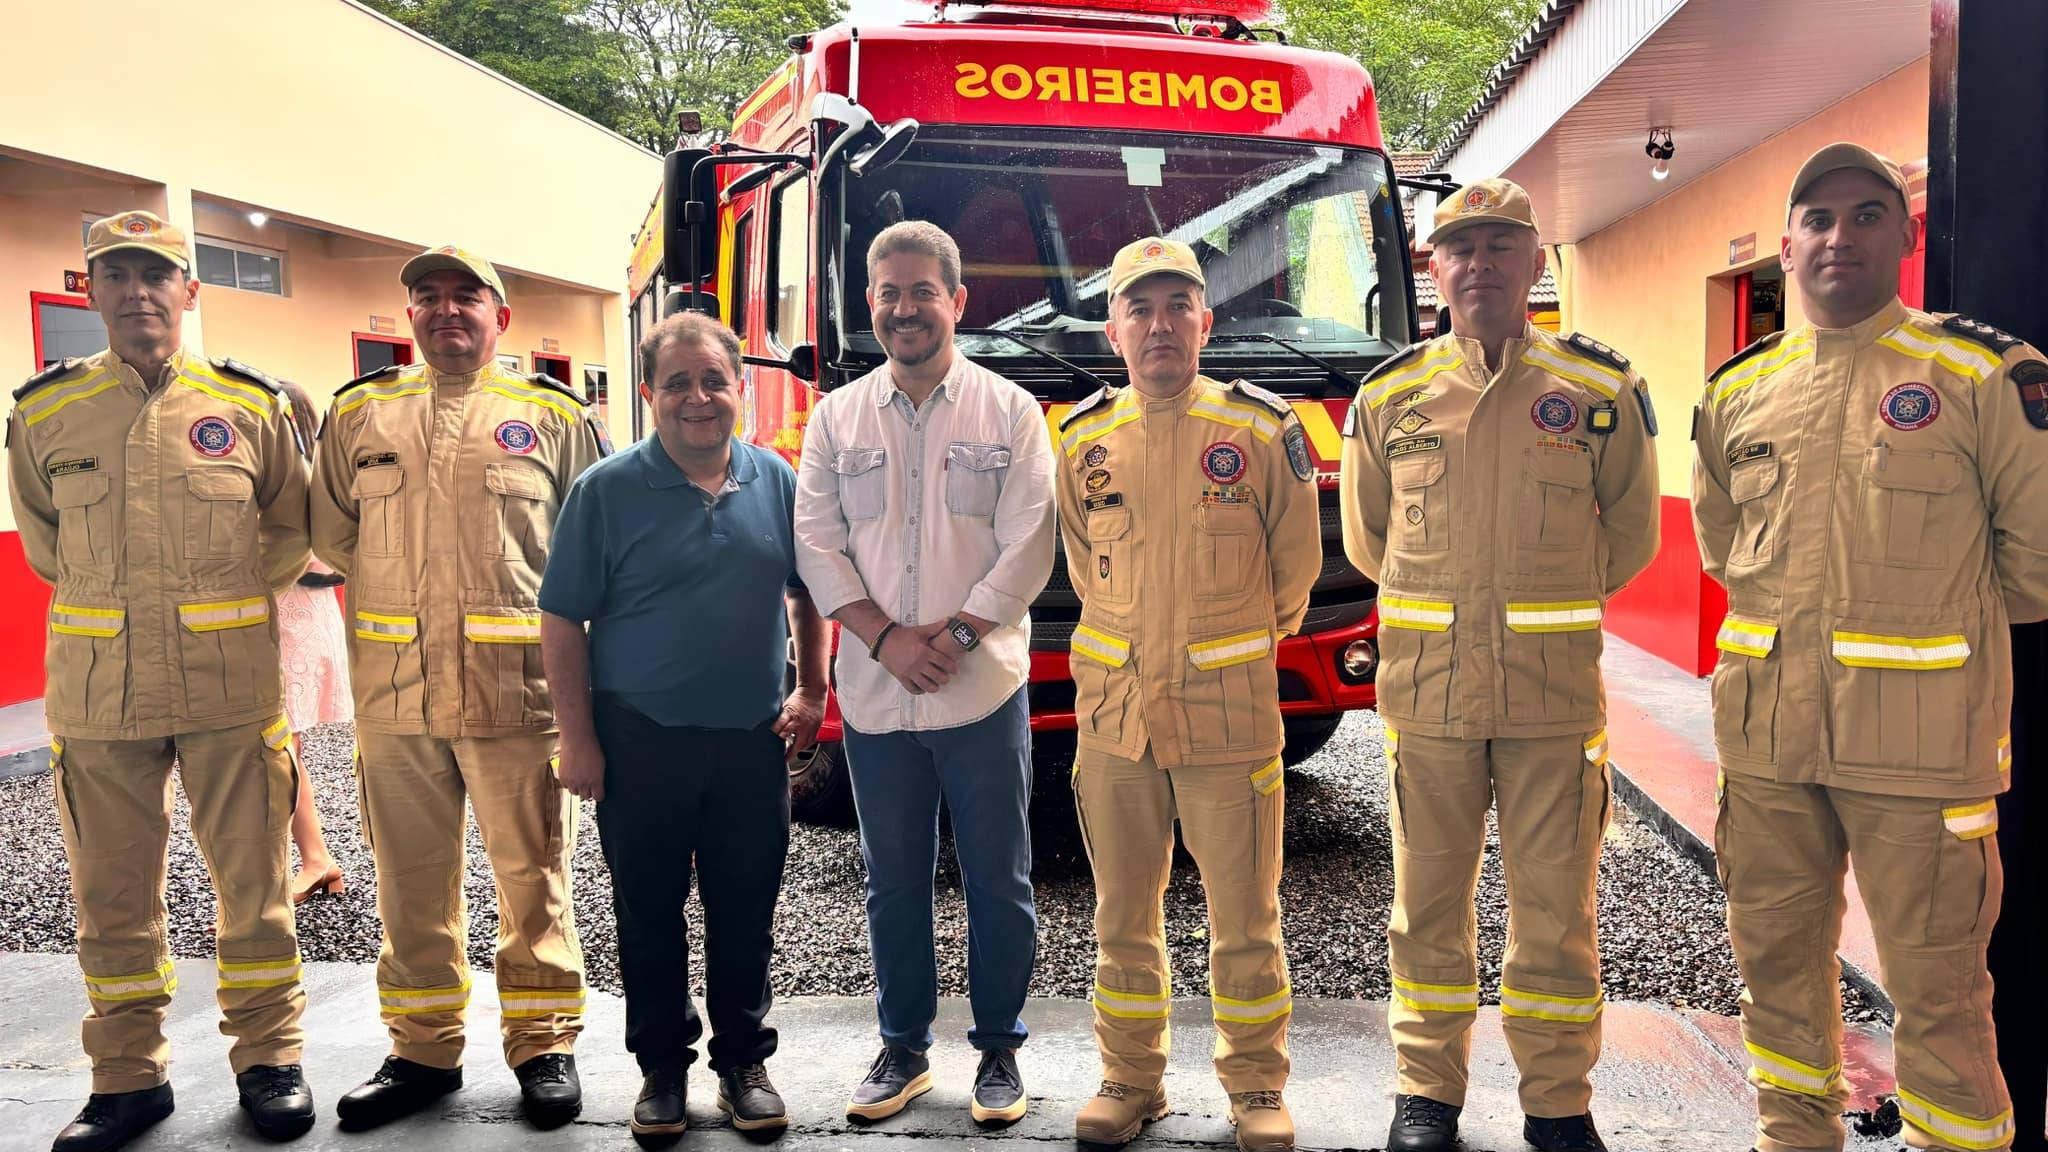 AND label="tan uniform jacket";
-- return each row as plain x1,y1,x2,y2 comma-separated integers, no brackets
1692,301,2048,799
6,347,310,739
310,361,607,739
1338,326,1661,740
1054,375,1320,767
